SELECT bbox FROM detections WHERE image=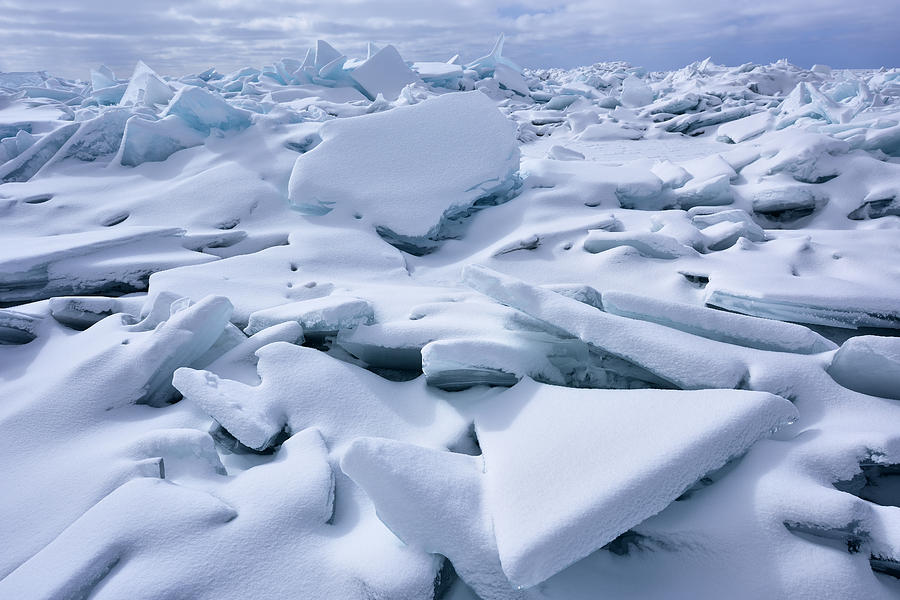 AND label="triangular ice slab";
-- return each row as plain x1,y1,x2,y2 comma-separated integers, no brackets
119,60,173,107
314,40,343,70
350,44,419,101
477,378,798,587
